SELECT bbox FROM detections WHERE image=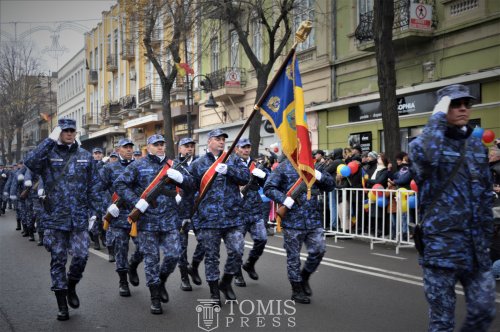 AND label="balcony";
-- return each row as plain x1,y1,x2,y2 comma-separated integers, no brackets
138,84,162,109
101,102,121,125
88,70,98,85
121,41,135,61
354,0,436,51
171,104,199,119
106,54,118,72
82,114,100,132
206,67,247,99
119,95,139,118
